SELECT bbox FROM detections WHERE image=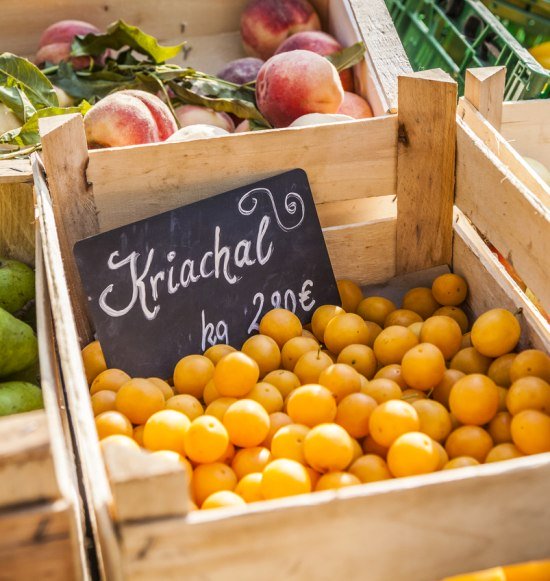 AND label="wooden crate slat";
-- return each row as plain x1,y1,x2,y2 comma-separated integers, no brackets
453,207,550,352
324,216,396,285
0,500,78,581
0,411,59,508
86,114,398,231
317,195,396,228
175,31,244,74
119,455,550,581
501,100,550,163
